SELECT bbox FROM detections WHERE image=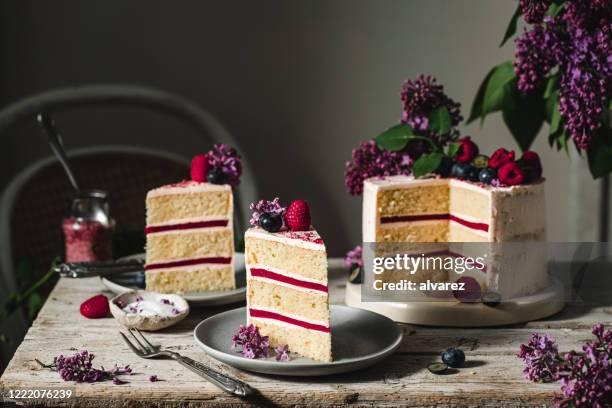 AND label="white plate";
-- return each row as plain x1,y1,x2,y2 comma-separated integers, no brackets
101,253,246,306
193,305,403,376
